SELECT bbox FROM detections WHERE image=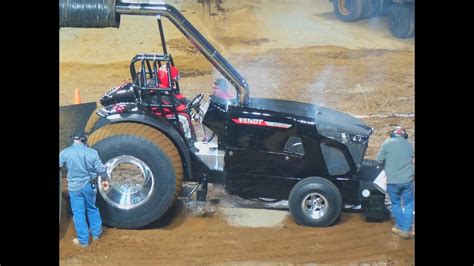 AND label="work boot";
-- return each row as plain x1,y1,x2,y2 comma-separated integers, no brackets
72,238,89,248
397,231,413,239
391,226,402,235
392,227,413,239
